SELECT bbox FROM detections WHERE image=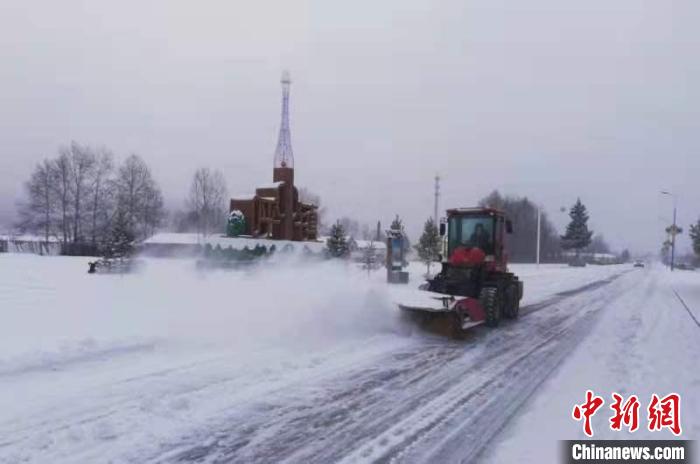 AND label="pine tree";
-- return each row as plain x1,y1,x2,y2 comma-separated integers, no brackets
560,198,593,258
361,241,378,274
390,215,403,233
390,214,411,263
105,208,135,258
326,221,349,258
689,219,700,258
415,217,441,275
